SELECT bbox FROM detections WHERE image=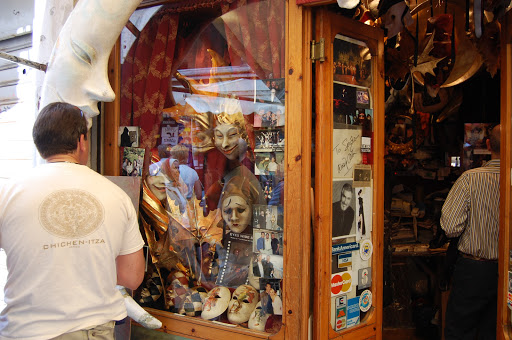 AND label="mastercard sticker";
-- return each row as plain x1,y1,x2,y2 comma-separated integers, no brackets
331,271,353,297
